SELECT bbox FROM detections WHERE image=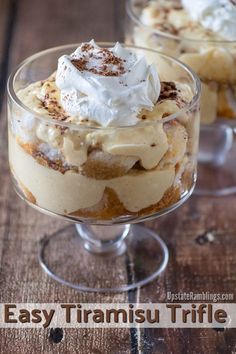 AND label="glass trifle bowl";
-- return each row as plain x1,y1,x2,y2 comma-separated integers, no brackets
126,0,236,196
8,42,200,292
